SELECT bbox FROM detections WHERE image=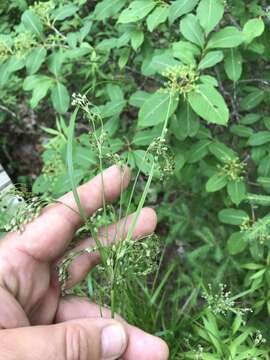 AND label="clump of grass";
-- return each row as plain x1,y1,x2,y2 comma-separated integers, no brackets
59,91,175,317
